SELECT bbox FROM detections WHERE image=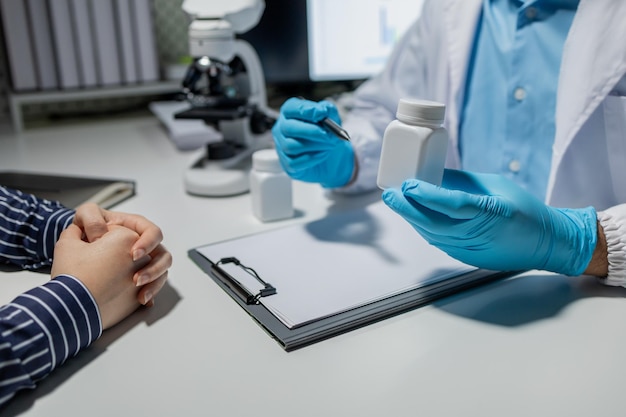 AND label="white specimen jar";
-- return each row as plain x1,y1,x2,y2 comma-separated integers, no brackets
250,148,294,222
376,98,448,189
